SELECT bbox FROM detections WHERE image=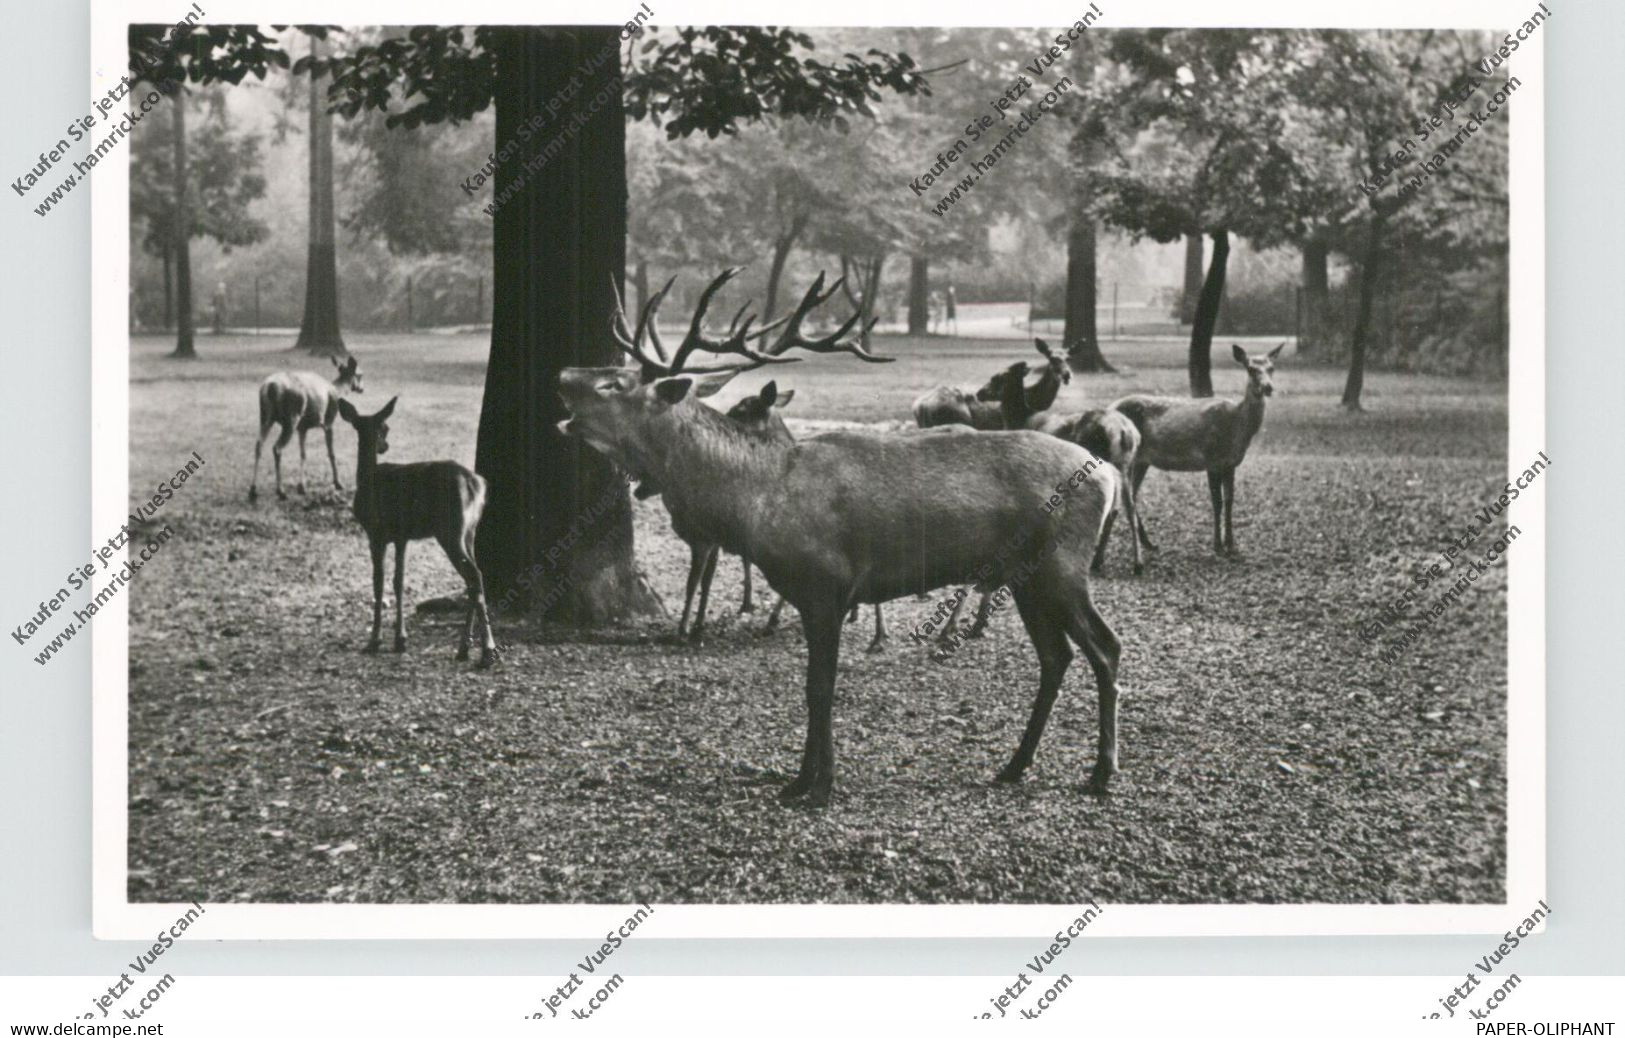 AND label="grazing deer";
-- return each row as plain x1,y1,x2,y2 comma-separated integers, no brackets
997,359,1144,577
1106,343,1284,558
336,396,497,667
559,269,1125,807
250,355,363,502
910,338,1070,429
